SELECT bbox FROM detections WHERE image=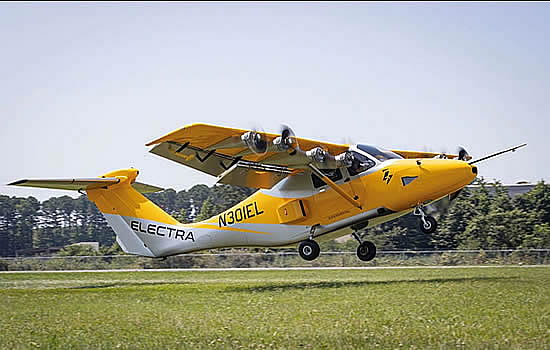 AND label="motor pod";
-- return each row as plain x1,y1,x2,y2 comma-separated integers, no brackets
306,147,327,163
241,131,268,155
335,151,354,168
305,147,353,169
